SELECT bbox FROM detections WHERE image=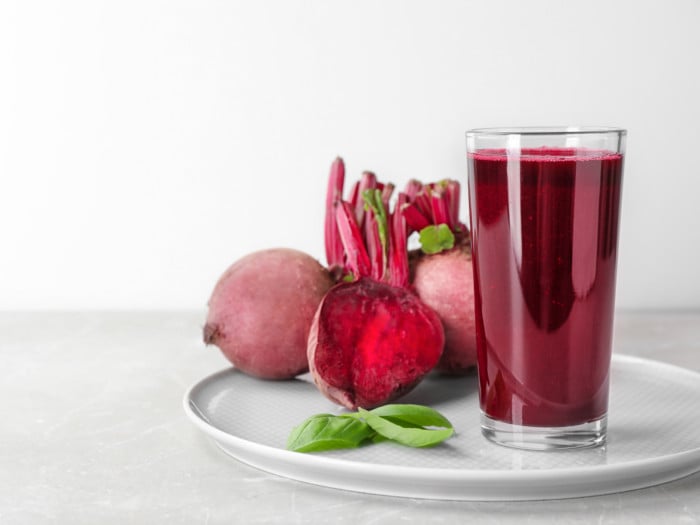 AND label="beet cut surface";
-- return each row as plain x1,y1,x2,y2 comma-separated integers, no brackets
308,278,444,410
